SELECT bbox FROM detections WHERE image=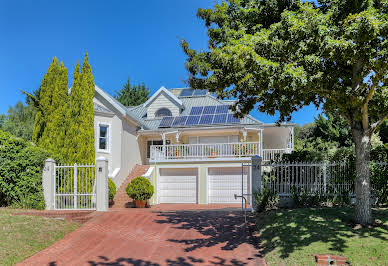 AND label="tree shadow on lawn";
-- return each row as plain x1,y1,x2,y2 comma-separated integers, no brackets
255,207,388,259
153,209,260,253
